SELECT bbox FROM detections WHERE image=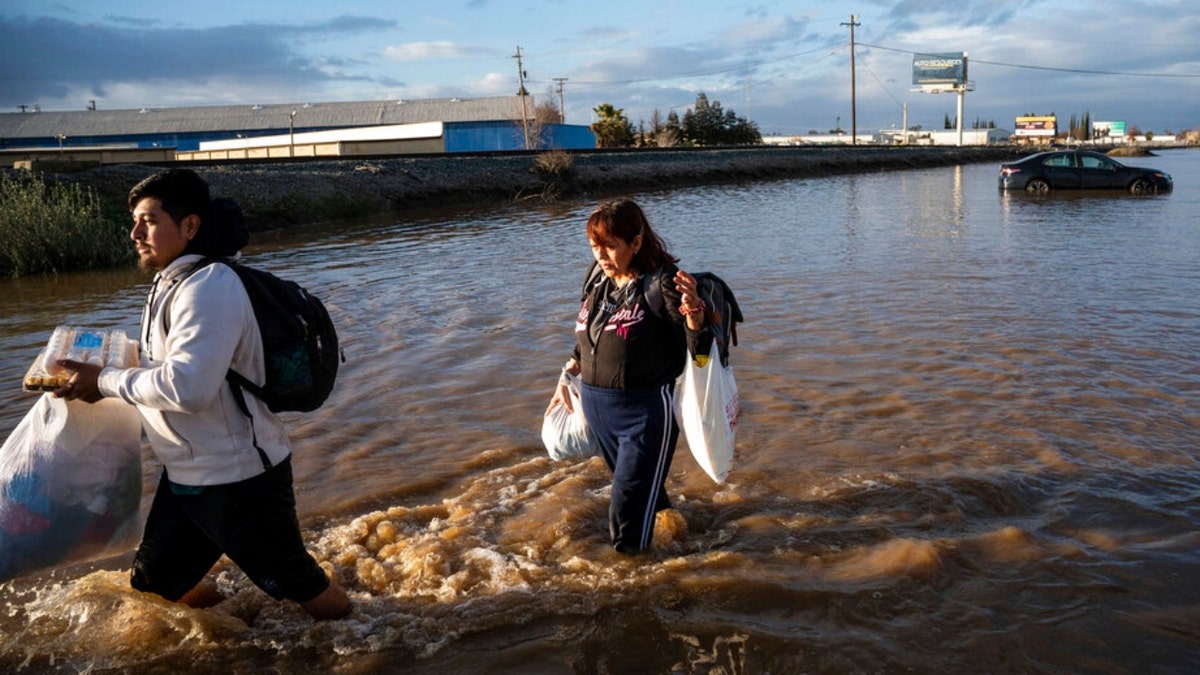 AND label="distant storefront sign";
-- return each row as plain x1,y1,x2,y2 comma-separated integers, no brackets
1092,121,1126,138
912,53,967,87
1014,116,1057,137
